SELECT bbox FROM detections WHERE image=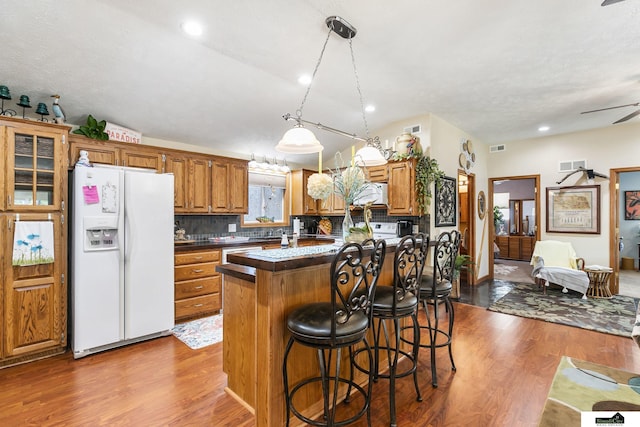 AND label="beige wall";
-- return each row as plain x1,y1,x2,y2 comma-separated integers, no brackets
486,121,640,266
372,114,491,279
